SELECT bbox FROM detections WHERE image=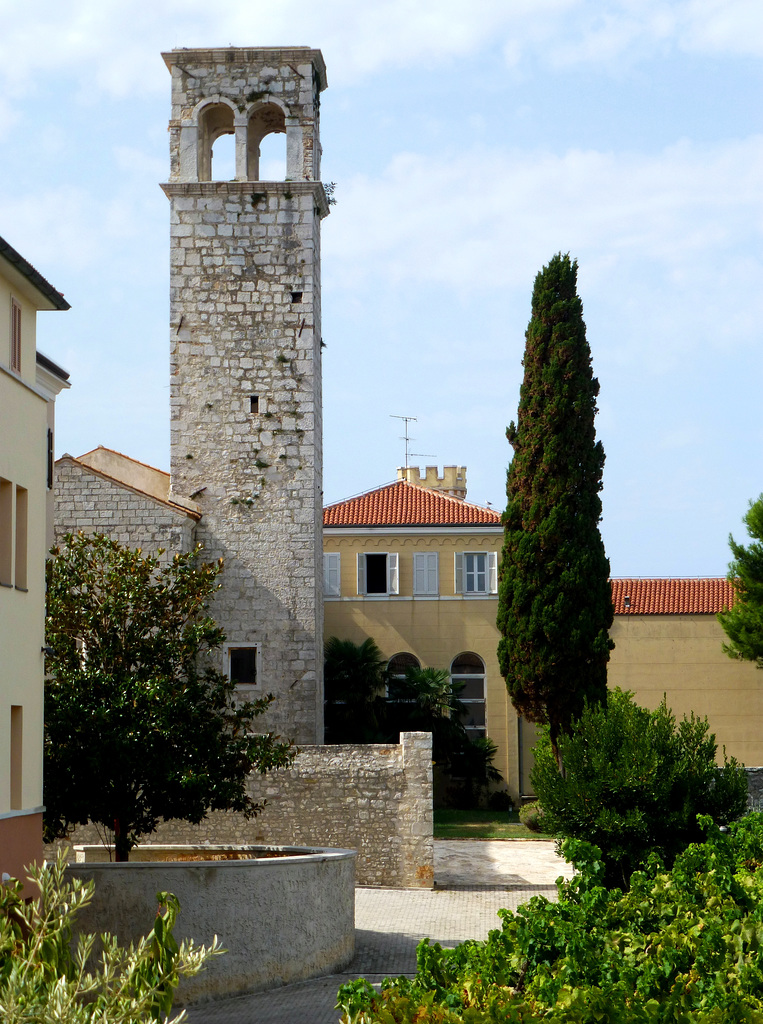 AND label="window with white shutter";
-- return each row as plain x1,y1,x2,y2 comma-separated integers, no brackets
387,553,399,595
413,552,438,595
323,552,341,596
